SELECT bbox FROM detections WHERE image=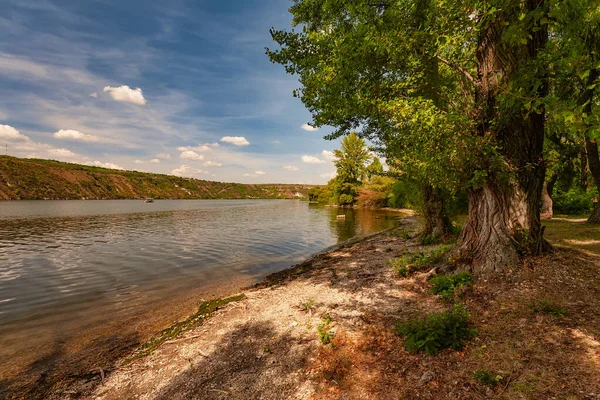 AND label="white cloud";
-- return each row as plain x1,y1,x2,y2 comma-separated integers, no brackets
203,161,222,167
86,160,124,170
179,150,204,161
48,148,78,159
90,92,98,98
321,150,336,161
272,140,281,144
301,123,319,132
220,136,250,146
283,165,299,171
255,171,265,175
0,124,28,141
53,129,98,142
150,158,160,164
103,85,147,106
302,155,325,164
320,172,336,179
134,159,144,164
171,165,207,177
155,153,171,160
